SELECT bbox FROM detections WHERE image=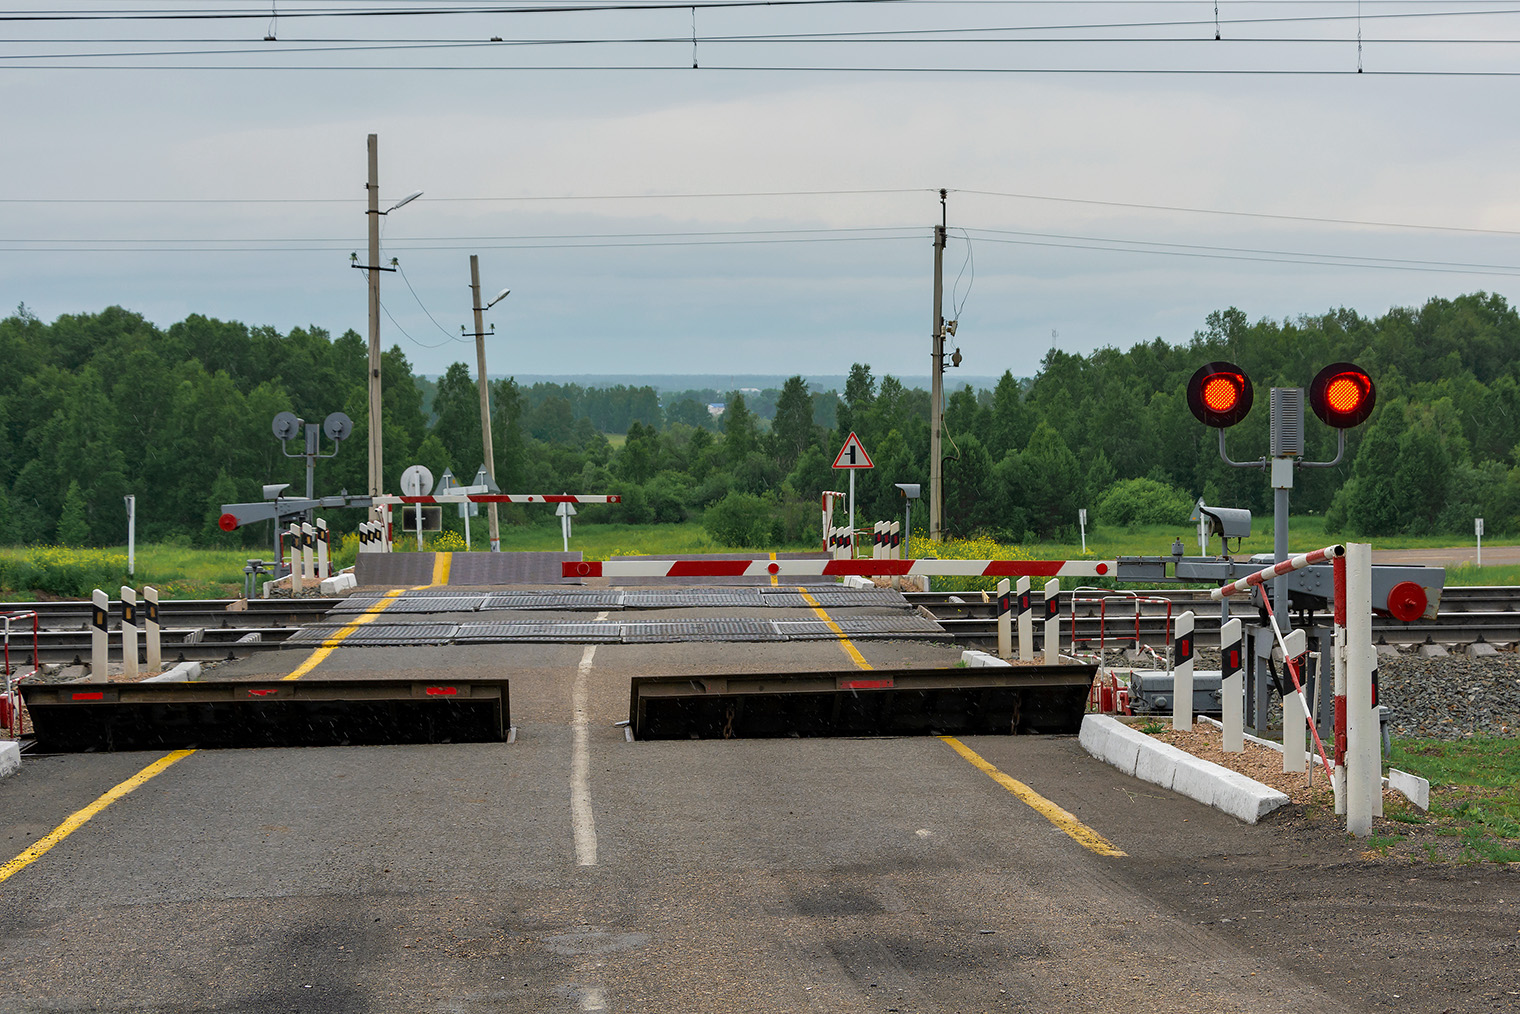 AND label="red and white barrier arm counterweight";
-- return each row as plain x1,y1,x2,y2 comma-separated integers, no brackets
374,493,621,506
564,558,1115,579
1209,544,1346,601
